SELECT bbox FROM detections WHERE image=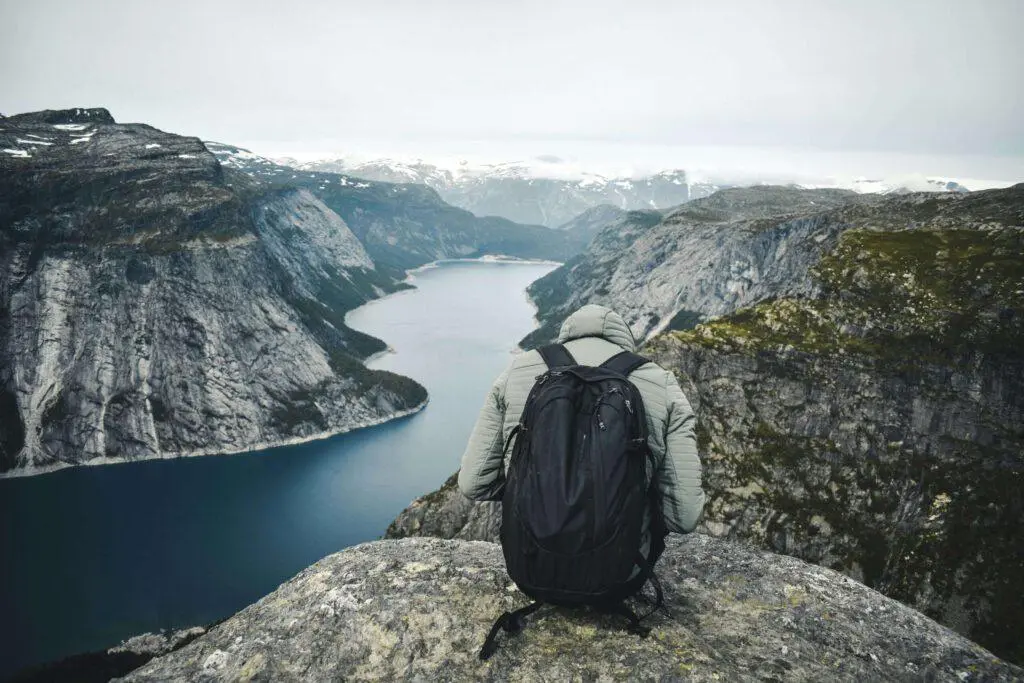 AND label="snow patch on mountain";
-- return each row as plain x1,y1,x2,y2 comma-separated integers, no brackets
803,174,1014,194
208,144,1018,227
